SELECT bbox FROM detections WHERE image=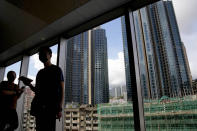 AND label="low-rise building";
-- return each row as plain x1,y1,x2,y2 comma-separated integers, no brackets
23,87,36,131
23,109,36,131
64,104,98,131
